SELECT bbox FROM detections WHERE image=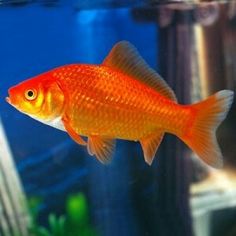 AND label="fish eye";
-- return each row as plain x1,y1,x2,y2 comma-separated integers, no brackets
25,89,37,100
